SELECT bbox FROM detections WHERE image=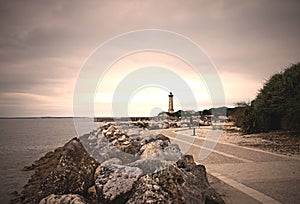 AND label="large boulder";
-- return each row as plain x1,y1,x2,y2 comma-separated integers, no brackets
131,155,224,204
39,194,88,204
95,164,142,204
140,139,167,159
151,155,210,204
81,125,140,164
94,154,224,204
126,175,170,204
20,138,99,204
139,134,170,147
